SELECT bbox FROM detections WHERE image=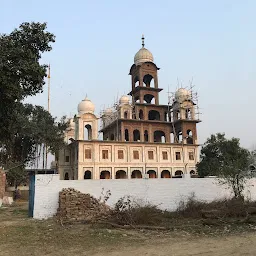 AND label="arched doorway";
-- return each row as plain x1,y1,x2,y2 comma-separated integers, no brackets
131,170,142,179
154,130,165,142
185,109,192,119
143,74,154,87
139,110,144,120
116,170,127,179
190,170,195,177
125,129,129,141
84,171,92,179
187,130,193,144
147,170,157,178
84,124,92,140
161,170,171,178
133,129,140,141
100,171,111,179
175,170,183,178
148,110,160,120
64,172,69,180
144,130,149,142
144,94,155,104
